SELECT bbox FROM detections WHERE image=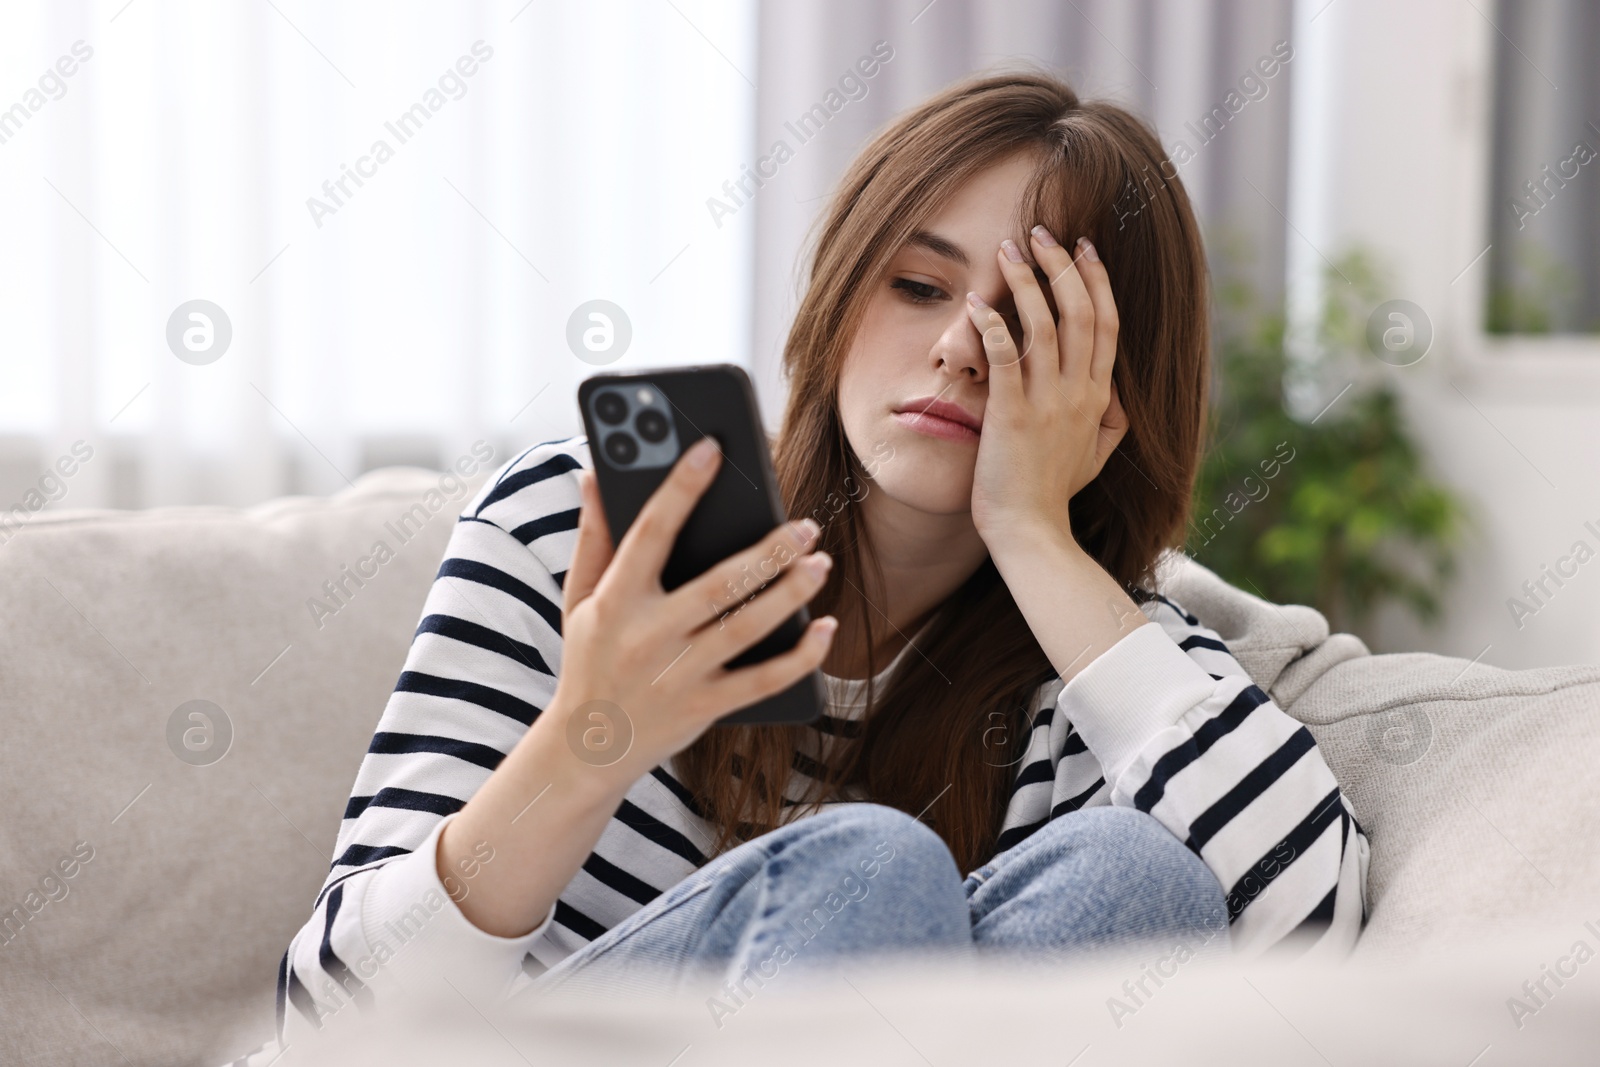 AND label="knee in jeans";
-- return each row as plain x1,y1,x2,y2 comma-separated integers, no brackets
1074,807,1199,863
1061,806,1181,858
797,803,954,880
1054,808,1226,916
